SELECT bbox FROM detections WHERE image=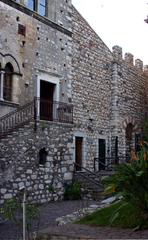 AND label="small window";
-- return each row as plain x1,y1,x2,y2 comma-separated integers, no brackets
39,148,48,165
18,24,26,36
27,0,35,11
126,123,133,141
39,0,46,16
26,0,47,16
